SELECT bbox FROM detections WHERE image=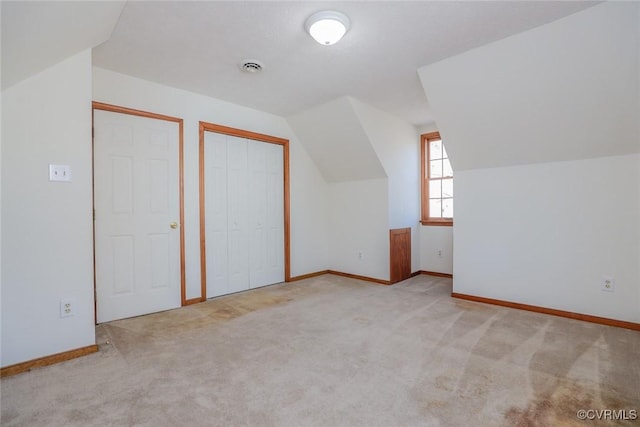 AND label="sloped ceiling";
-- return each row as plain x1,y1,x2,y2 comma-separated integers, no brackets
287,97,386,182
1,1,125,89
90,1,597,127
418,2,639,172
